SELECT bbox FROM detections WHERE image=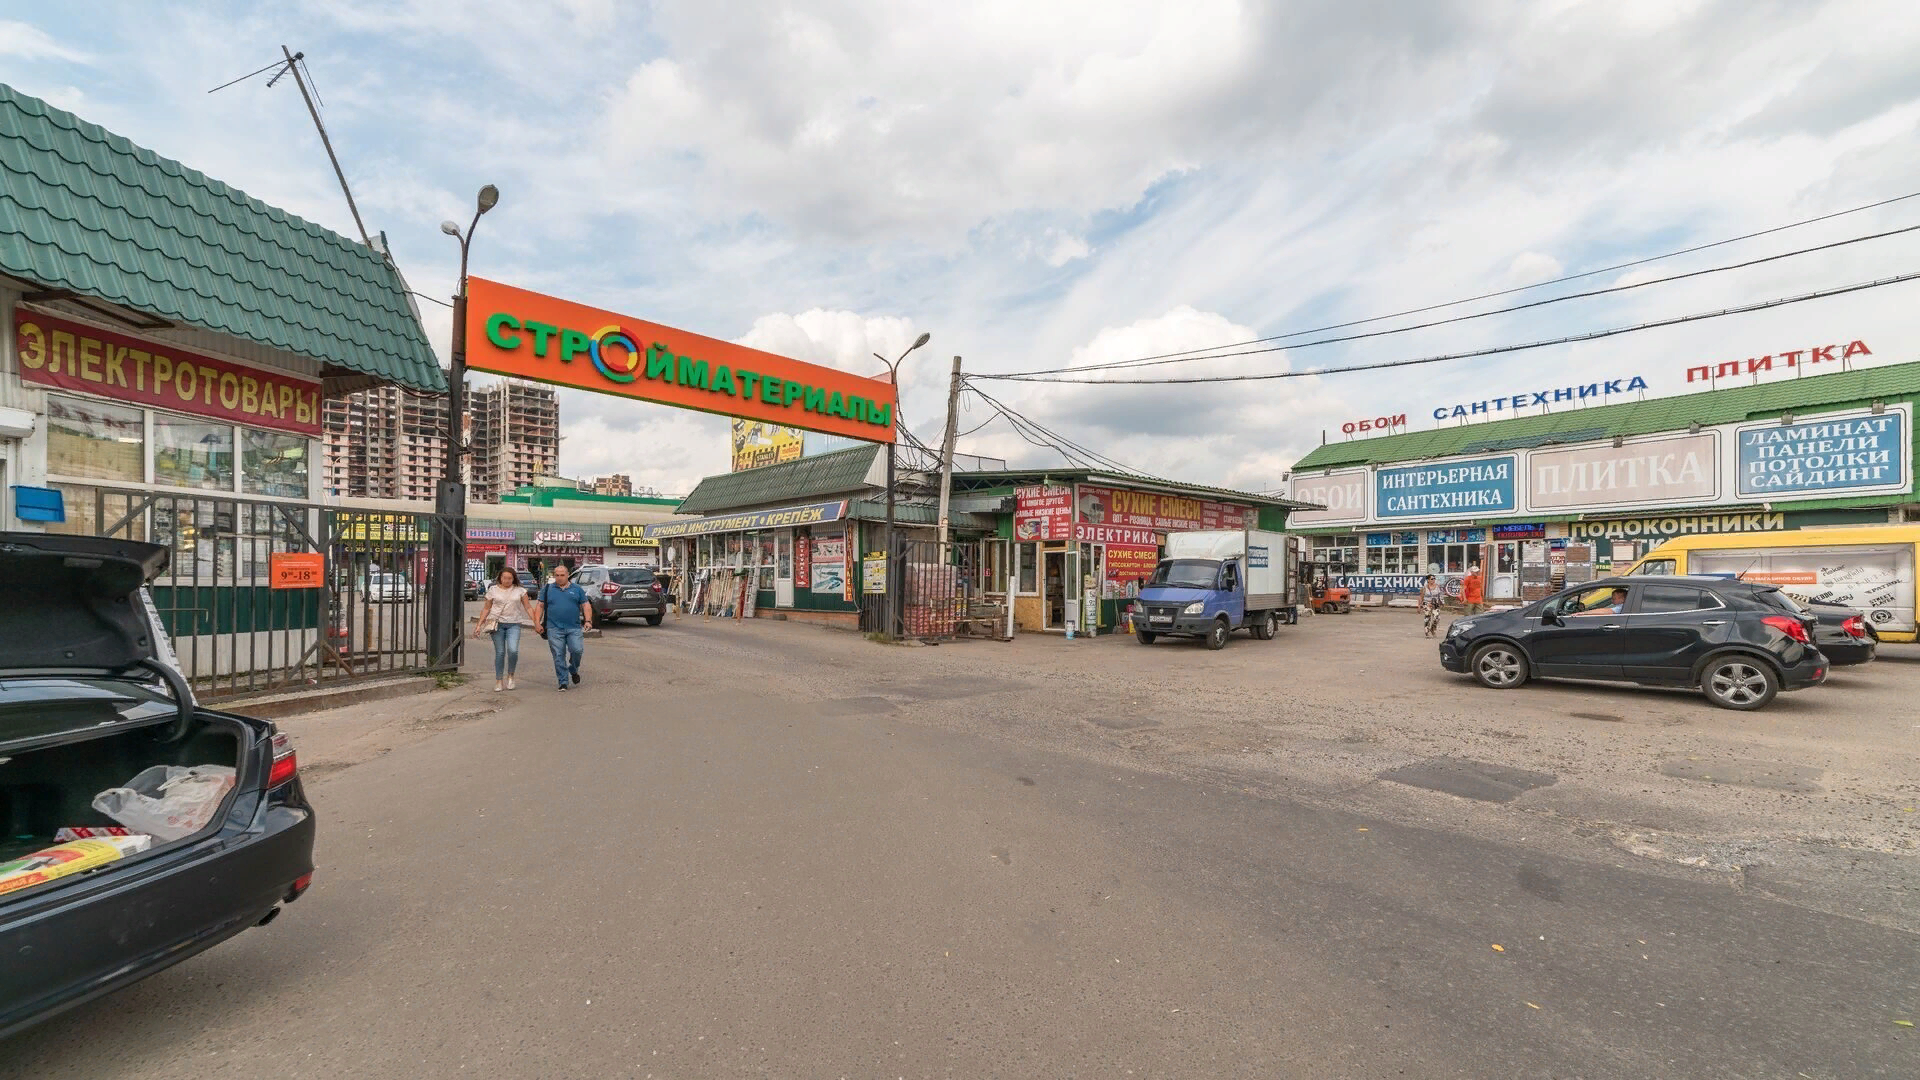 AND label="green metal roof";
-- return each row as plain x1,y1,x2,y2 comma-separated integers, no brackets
949,468,1313,510
676,445,884,514
0,83,444,392
1293,362,1920,471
